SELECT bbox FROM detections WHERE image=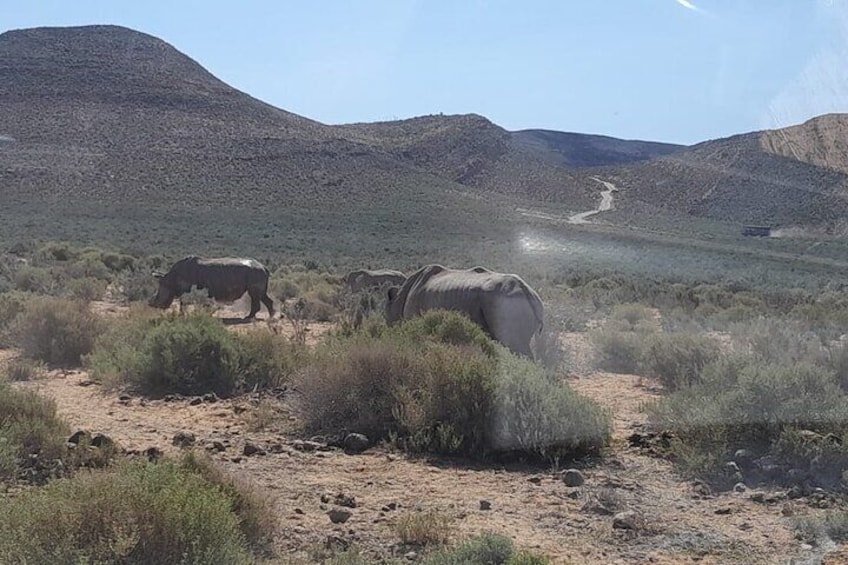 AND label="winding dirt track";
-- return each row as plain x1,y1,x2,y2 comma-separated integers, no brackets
568,177,618,224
